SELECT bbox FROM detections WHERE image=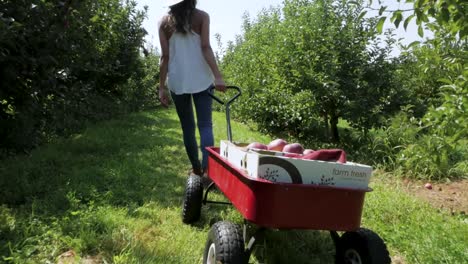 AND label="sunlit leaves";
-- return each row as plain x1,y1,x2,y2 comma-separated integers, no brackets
357,10,368,21
403,14,415,30
376,16,386,33
378,5,386,16
391,10,403,28
418,24,424,37
371,0,467,39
